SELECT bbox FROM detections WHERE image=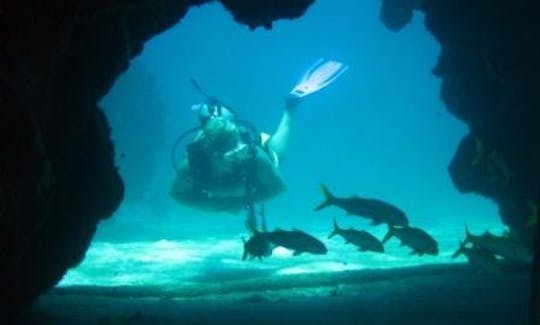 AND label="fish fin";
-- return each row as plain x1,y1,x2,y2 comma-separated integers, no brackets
370,219,383,226
333,217,340,230
382,224,394,244
292,250,303,256
314,184,335,211
328,217,340,239
464,224,473,244
451,240,465,259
